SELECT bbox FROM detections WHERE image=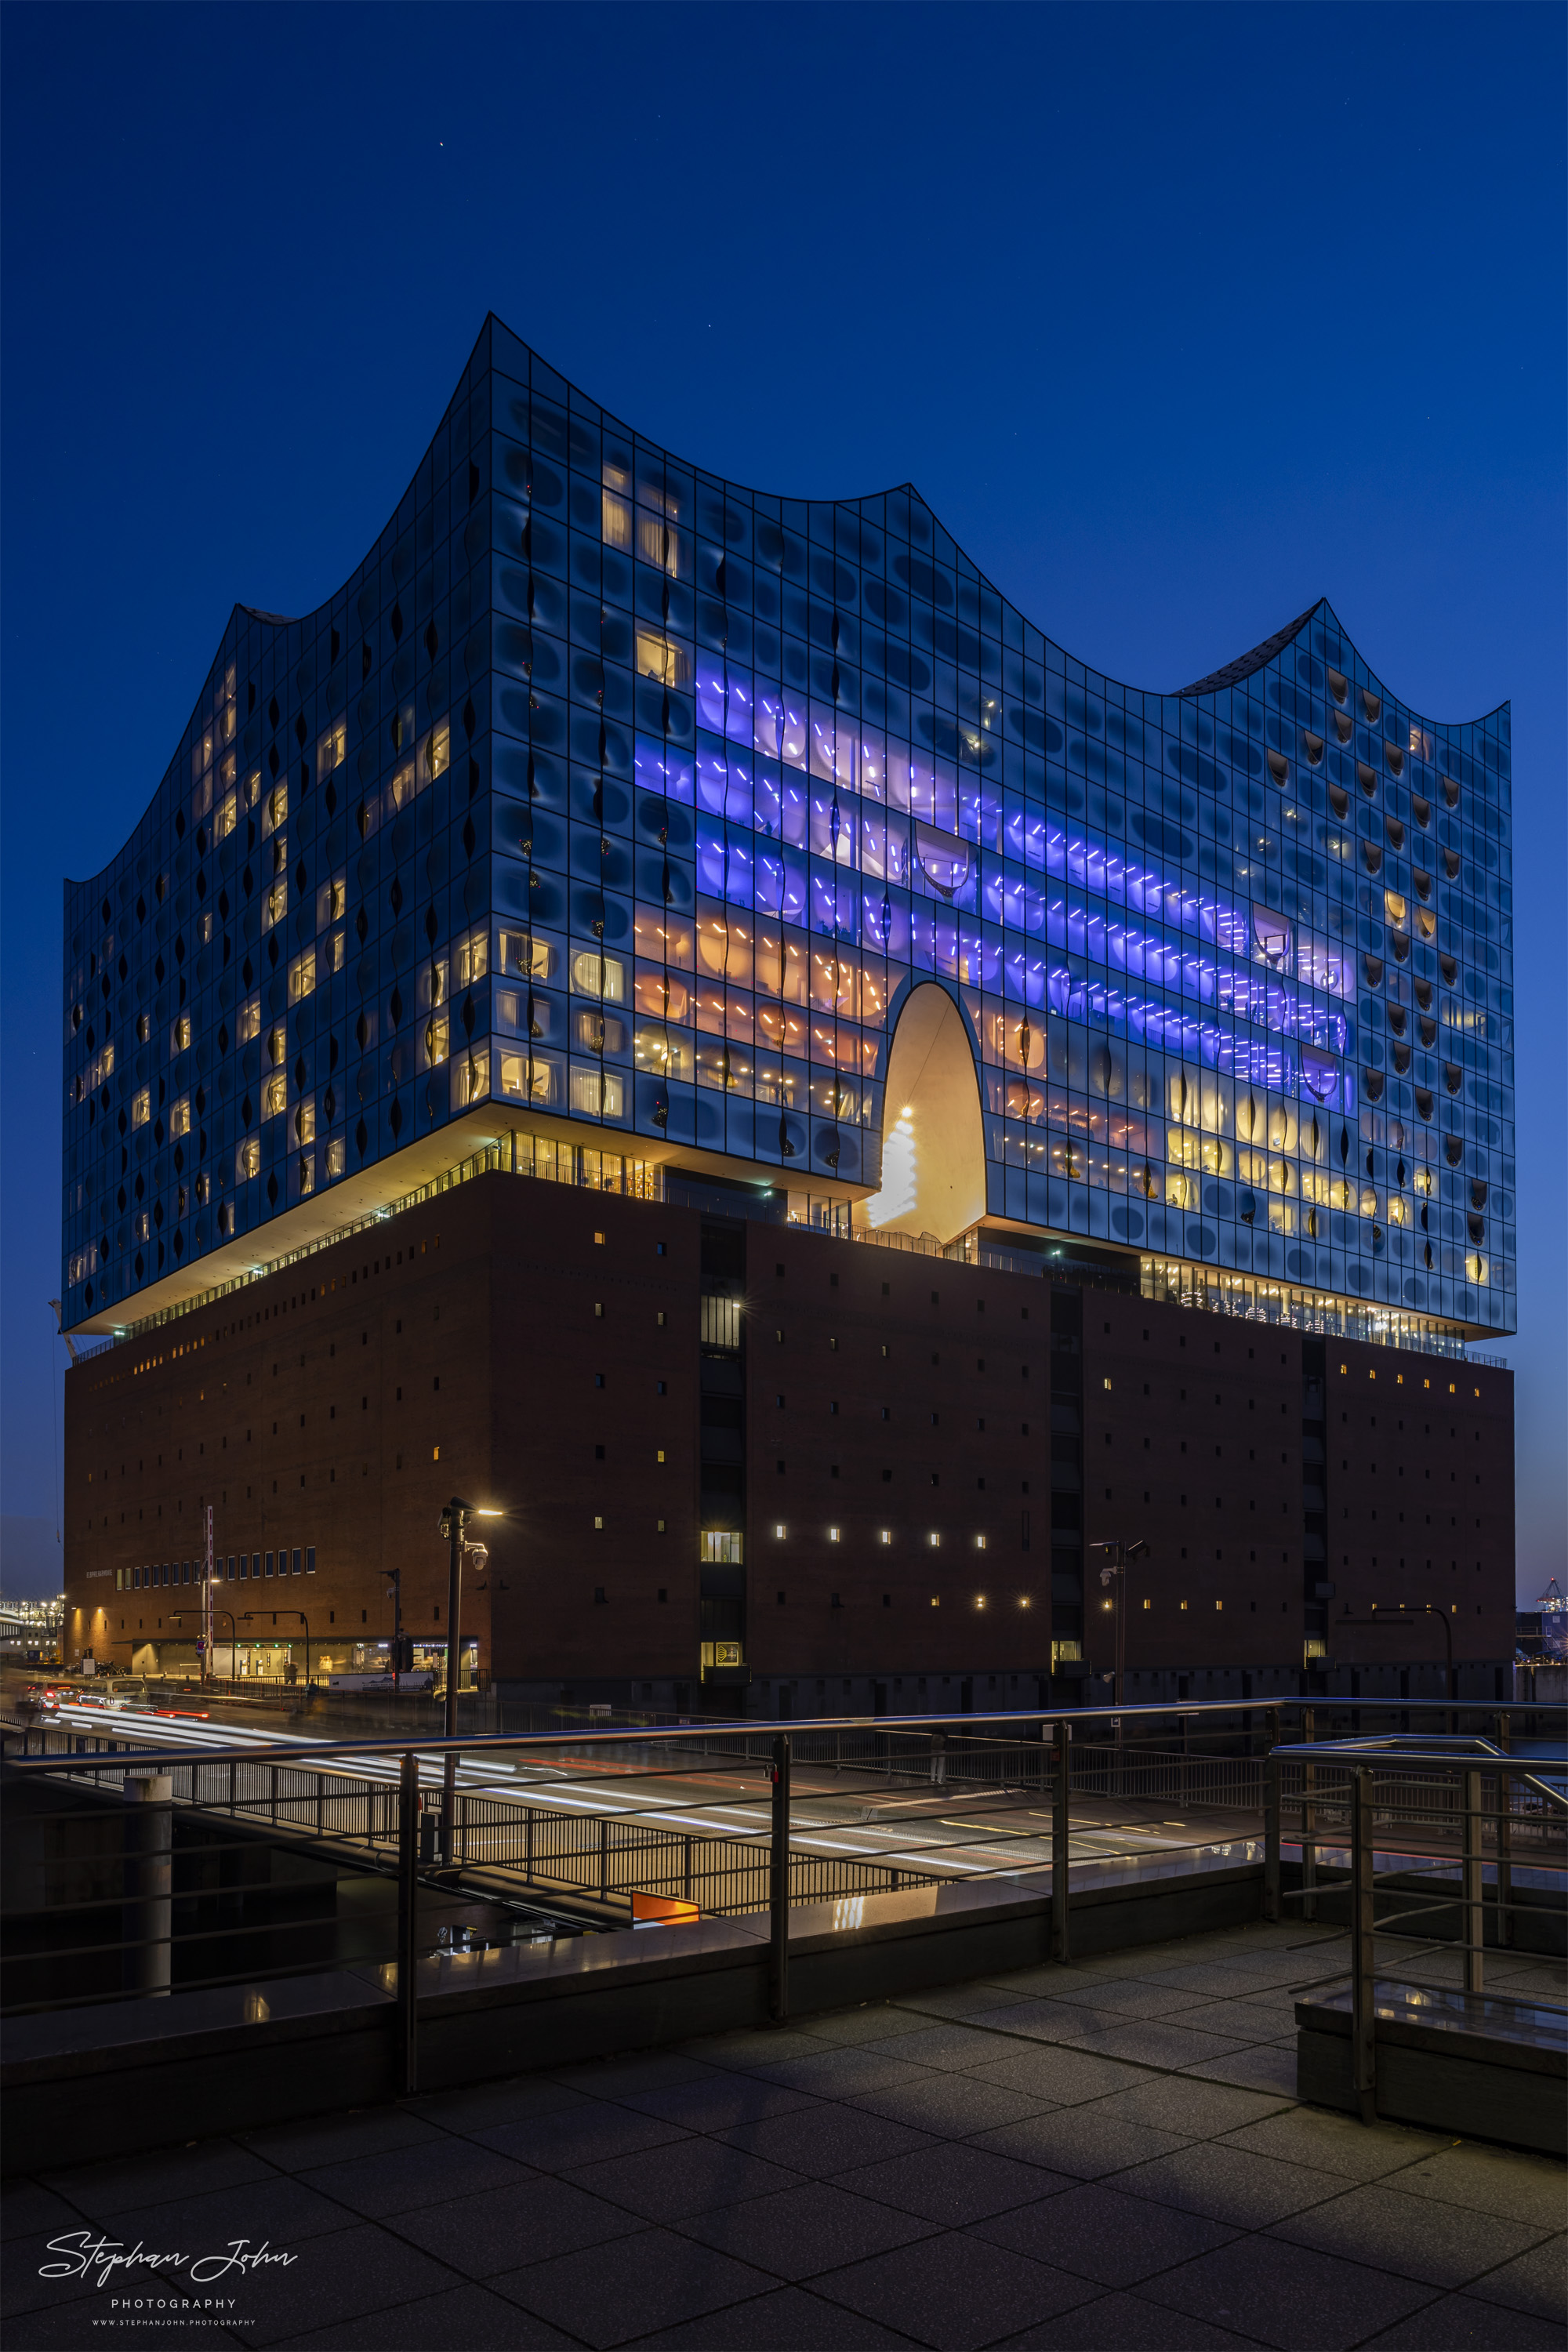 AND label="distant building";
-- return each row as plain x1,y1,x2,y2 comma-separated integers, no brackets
60,319,1517,1706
